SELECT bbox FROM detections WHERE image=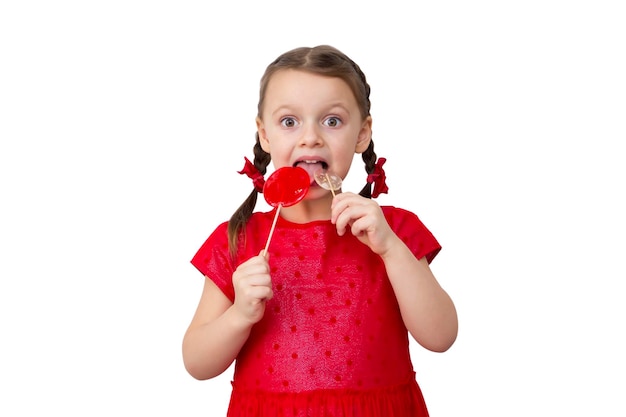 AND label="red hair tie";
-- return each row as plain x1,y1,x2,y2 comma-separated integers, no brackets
366,157,389,198
238,157,265,192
